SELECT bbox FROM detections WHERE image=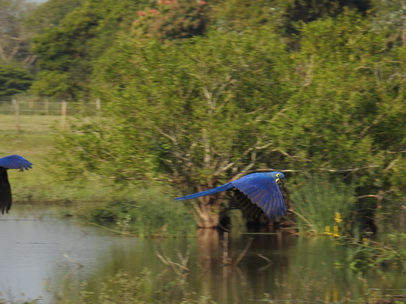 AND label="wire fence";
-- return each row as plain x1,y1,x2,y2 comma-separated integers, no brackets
0,99,101,116
0,99,102,132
